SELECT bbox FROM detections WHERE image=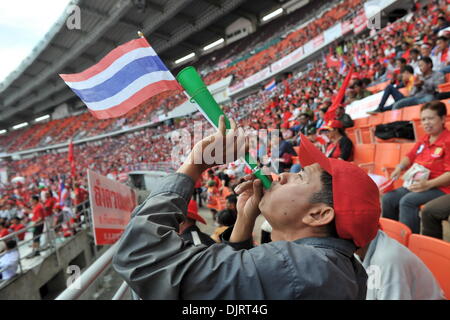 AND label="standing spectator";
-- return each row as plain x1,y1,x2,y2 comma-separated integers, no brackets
382,101,450,233
0,240,19,281
391,57,444,110
27,195,45,257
